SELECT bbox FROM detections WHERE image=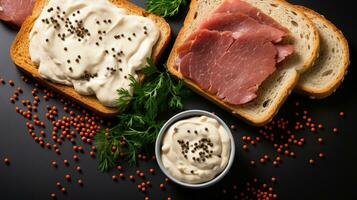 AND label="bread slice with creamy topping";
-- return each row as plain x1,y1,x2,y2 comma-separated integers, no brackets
295,6,350,98
10,0,171,117
167,0,320,126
